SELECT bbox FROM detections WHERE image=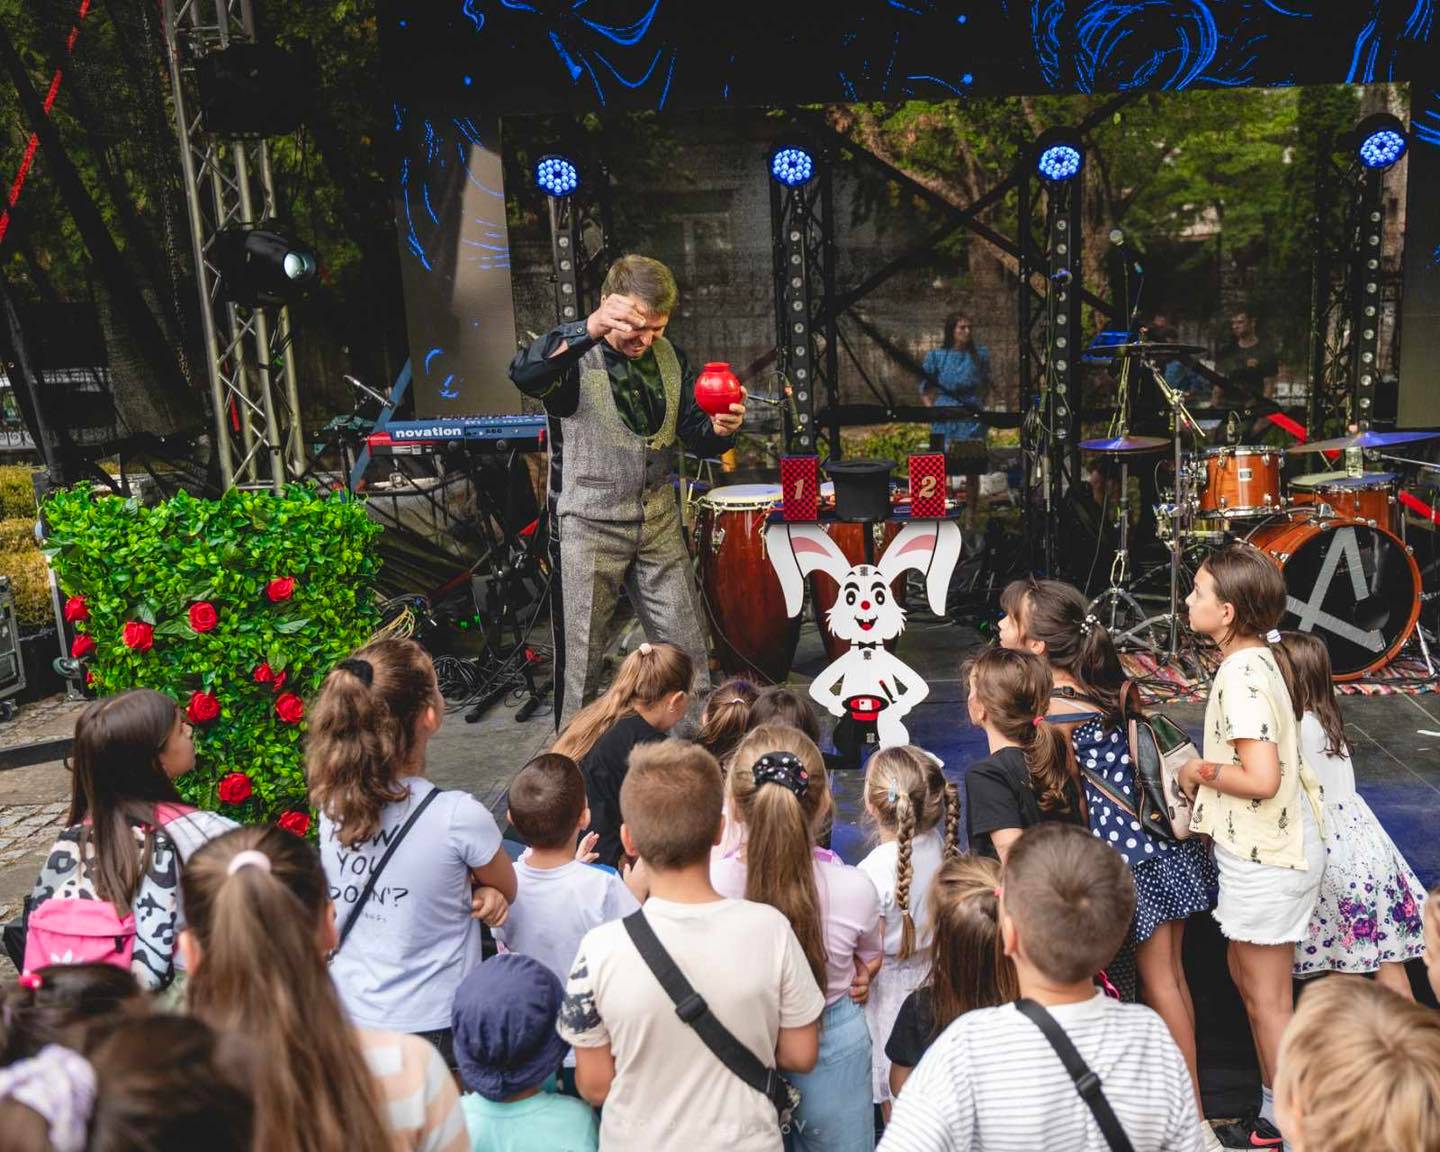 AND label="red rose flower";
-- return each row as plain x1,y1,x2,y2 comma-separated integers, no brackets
63,596,89,623
275,692,304,724
187,690,221,725
84,670,95,688
217,772,253,805
271,670,288,693
266,577,296,603
277,810,311,837
122,621,154,651
70,633,96,659
253,662,274,684
188,602,219,633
